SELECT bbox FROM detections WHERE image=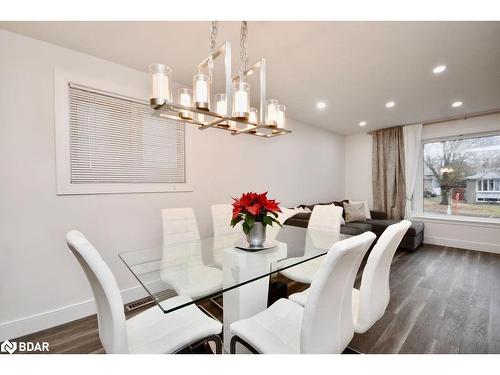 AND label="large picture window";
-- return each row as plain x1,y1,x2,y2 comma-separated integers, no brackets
423,133,500,219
